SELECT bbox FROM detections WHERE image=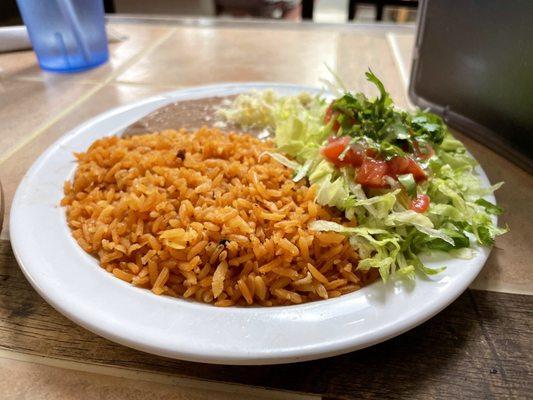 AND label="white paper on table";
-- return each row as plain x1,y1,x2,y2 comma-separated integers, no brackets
0,25,126,53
